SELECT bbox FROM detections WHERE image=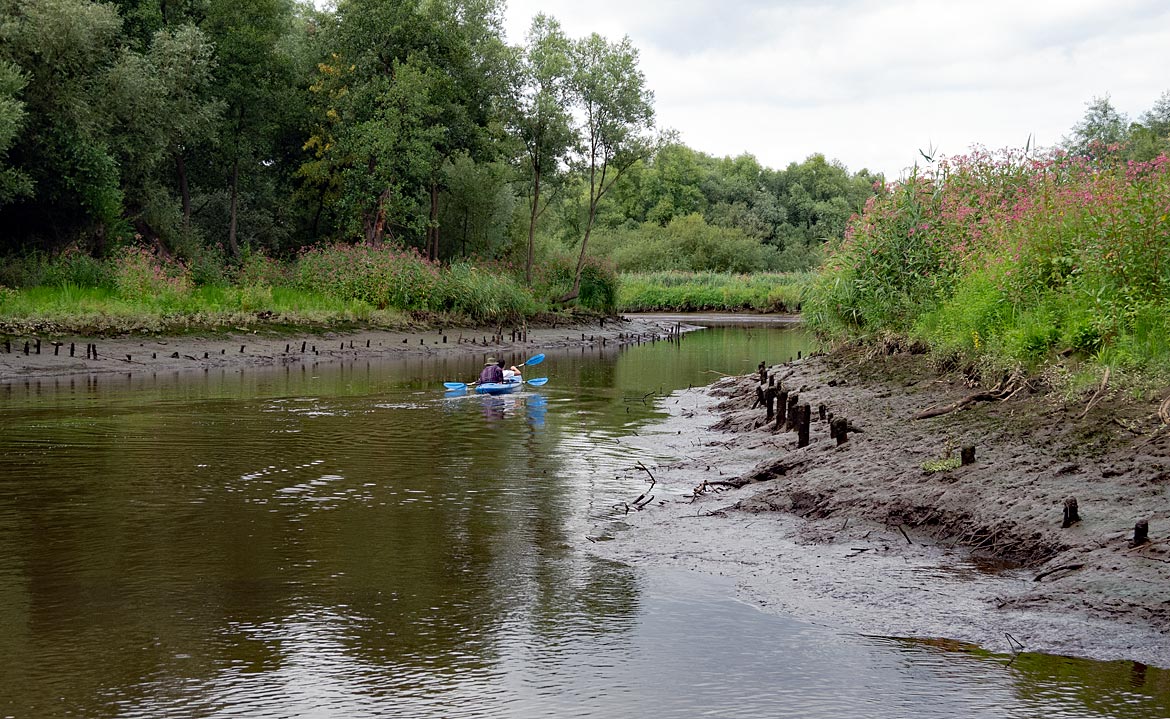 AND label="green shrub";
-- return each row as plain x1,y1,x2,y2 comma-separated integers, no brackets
437,262,537,322
294,243,440,310
535,254,619,312
40,247,113,288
